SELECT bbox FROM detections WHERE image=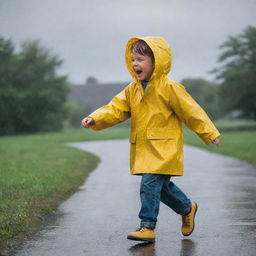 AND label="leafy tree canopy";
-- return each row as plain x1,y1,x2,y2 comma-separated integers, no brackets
0,37,70,135
212,26,256,120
